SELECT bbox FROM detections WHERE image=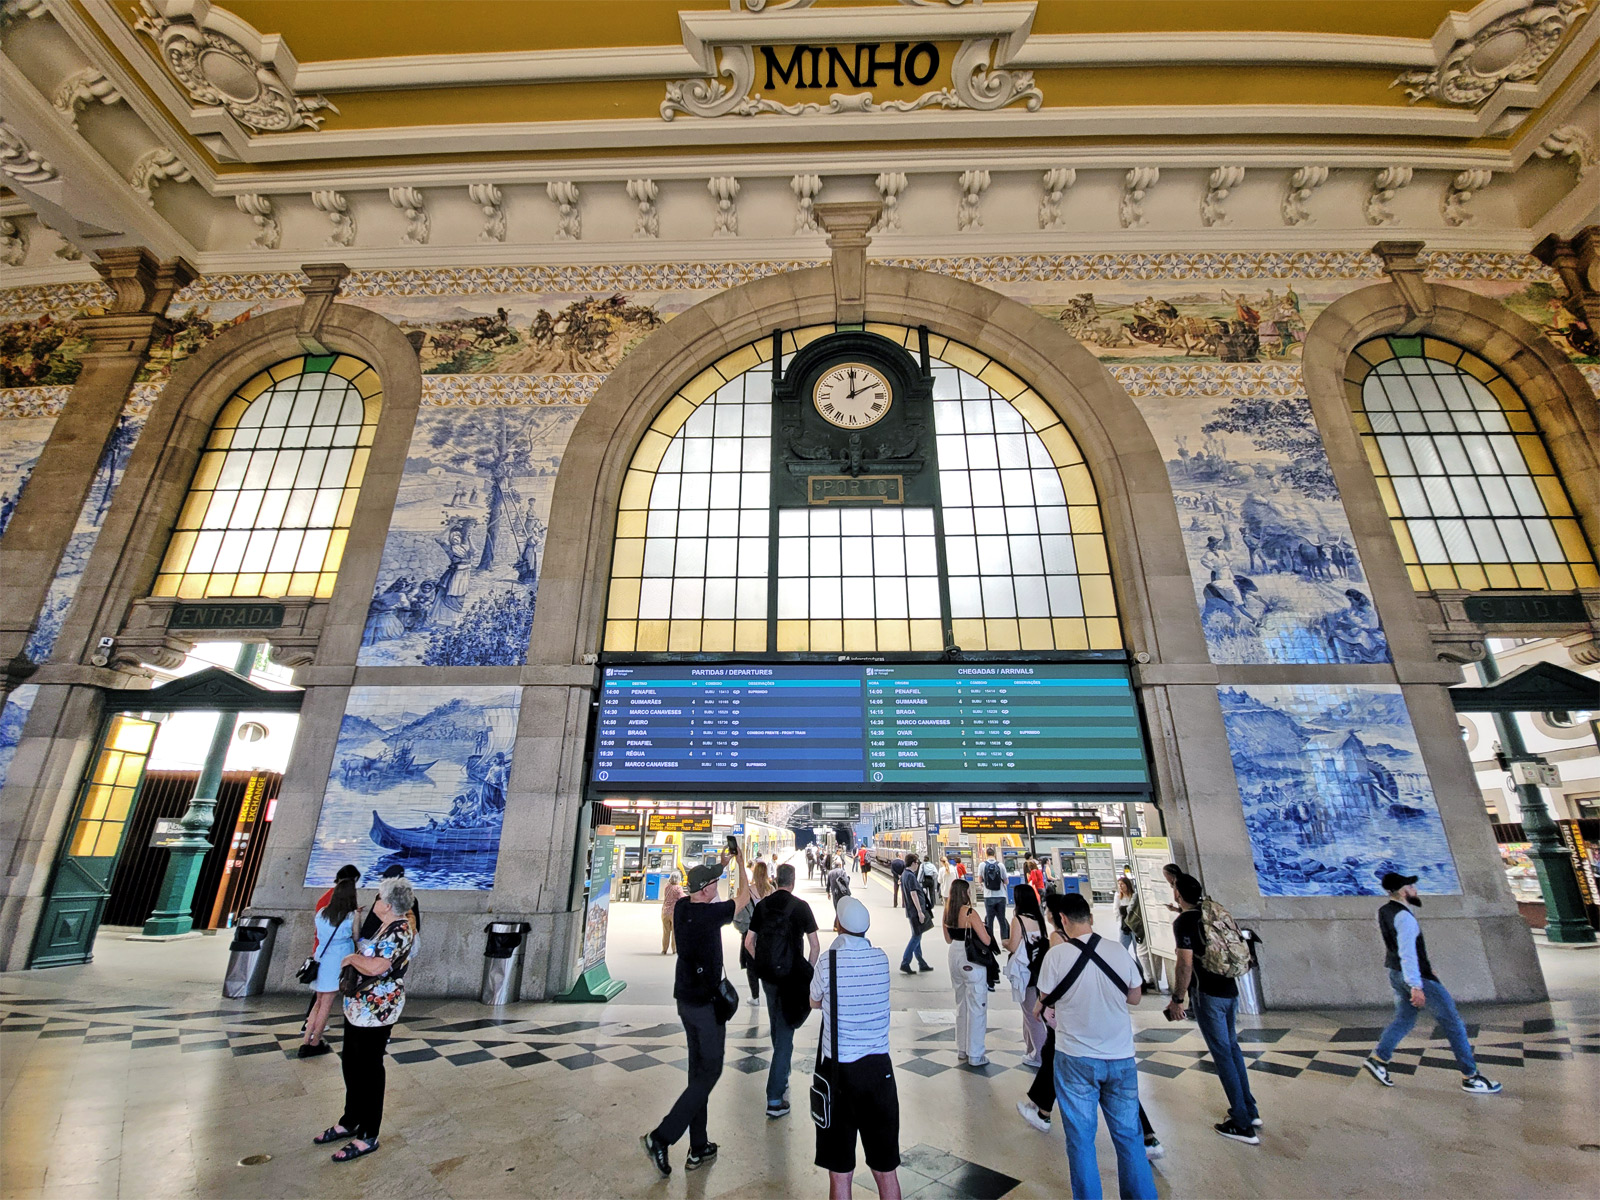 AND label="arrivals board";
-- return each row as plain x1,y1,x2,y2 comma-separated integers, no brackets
589,662,1148,794
959,814,1027,833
